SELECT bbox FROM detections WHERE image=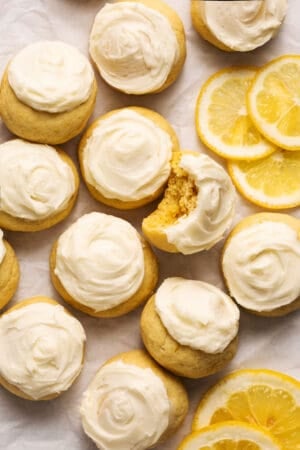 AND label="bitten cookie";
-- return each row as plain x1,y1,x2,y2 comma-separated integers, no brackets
141,277,239,379
0,297,86,400
89,0,186,94
80,349,189,449
79,106,179,209
191,0,287,52
0,41,97,144
0,139,79,232
142,151,236,254
0,230,19,310
222,212,300,317
50,212,158,318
